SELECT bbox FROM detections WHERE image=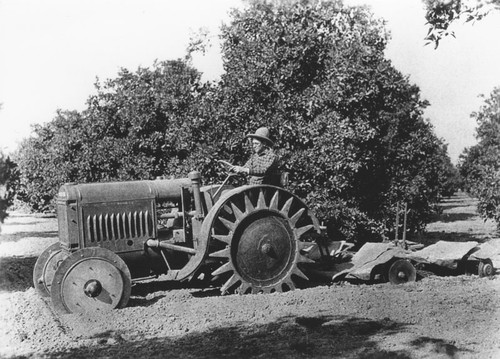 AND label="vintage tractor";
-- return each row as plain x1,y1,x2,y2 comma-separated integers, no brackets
33,171,323,314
